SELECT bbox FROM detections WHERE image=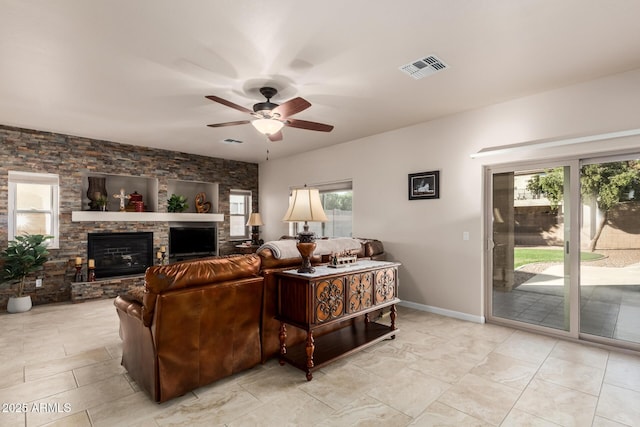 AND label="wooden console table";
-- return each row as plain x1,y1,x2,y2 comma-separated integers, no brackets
276,260,400,380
